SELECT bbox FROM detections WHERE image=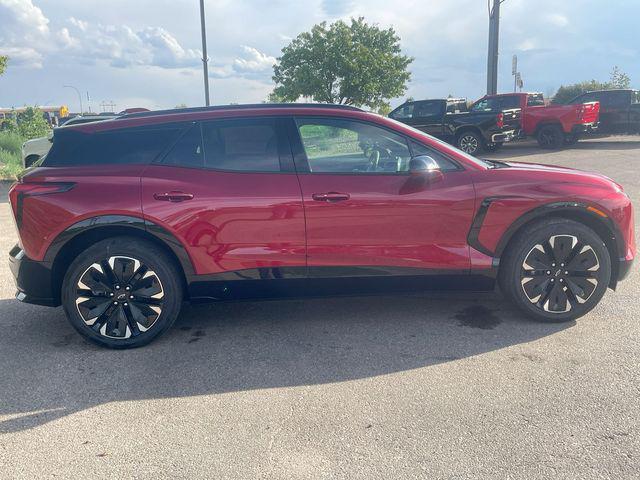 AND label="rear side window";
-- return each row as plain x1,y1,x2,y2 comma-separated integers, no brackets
414,101,444,117
526,94,545,106
499,96,521,109
201,118,281,172
43,125,183,166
